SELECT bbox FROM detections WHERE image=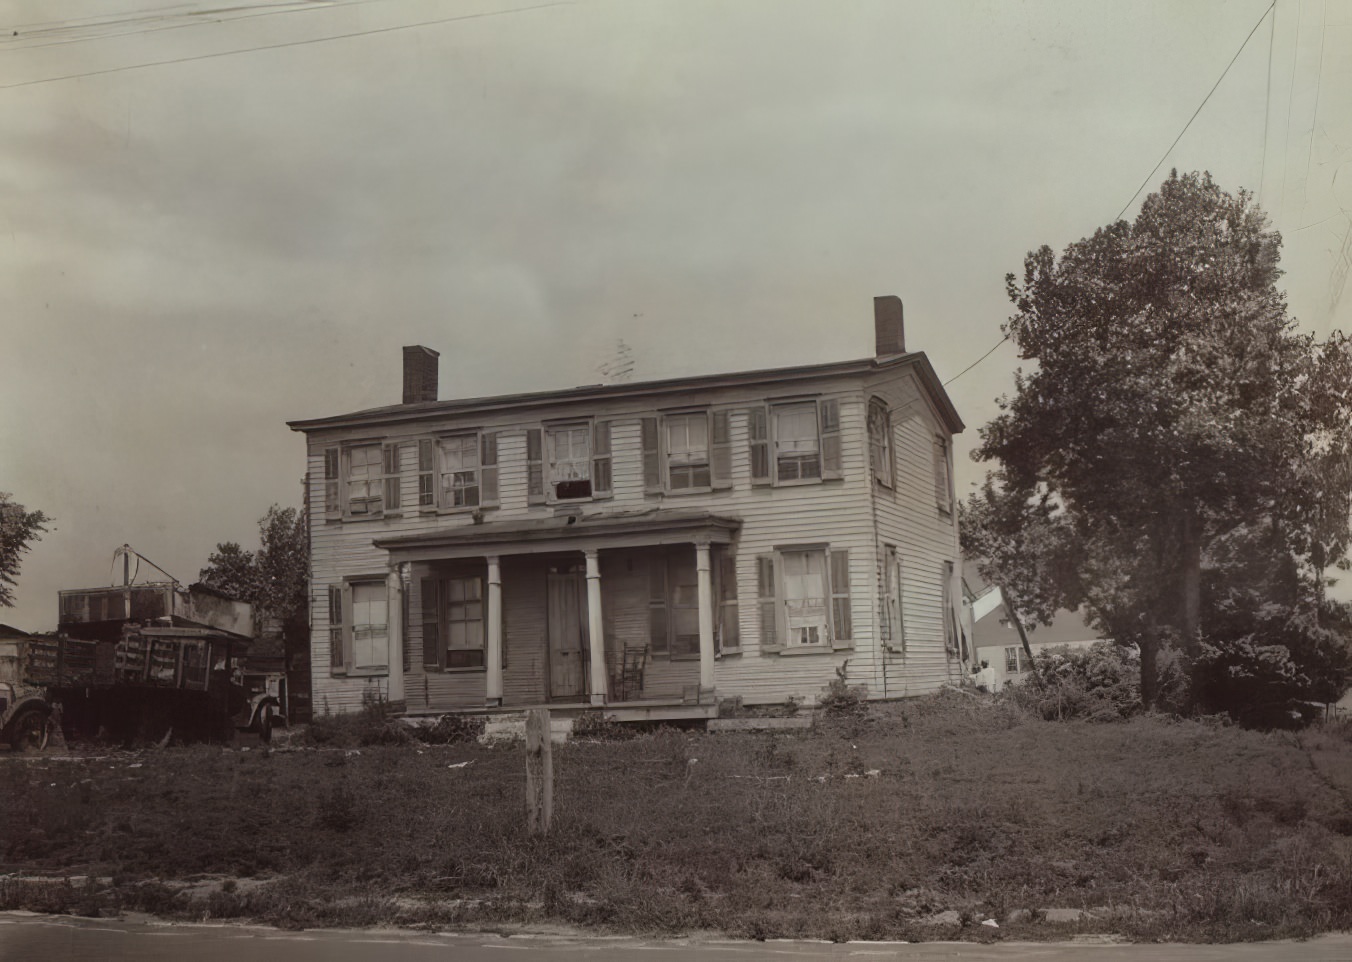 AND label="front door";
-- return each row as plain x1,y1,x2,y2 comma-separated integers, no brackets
547,568,588,700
